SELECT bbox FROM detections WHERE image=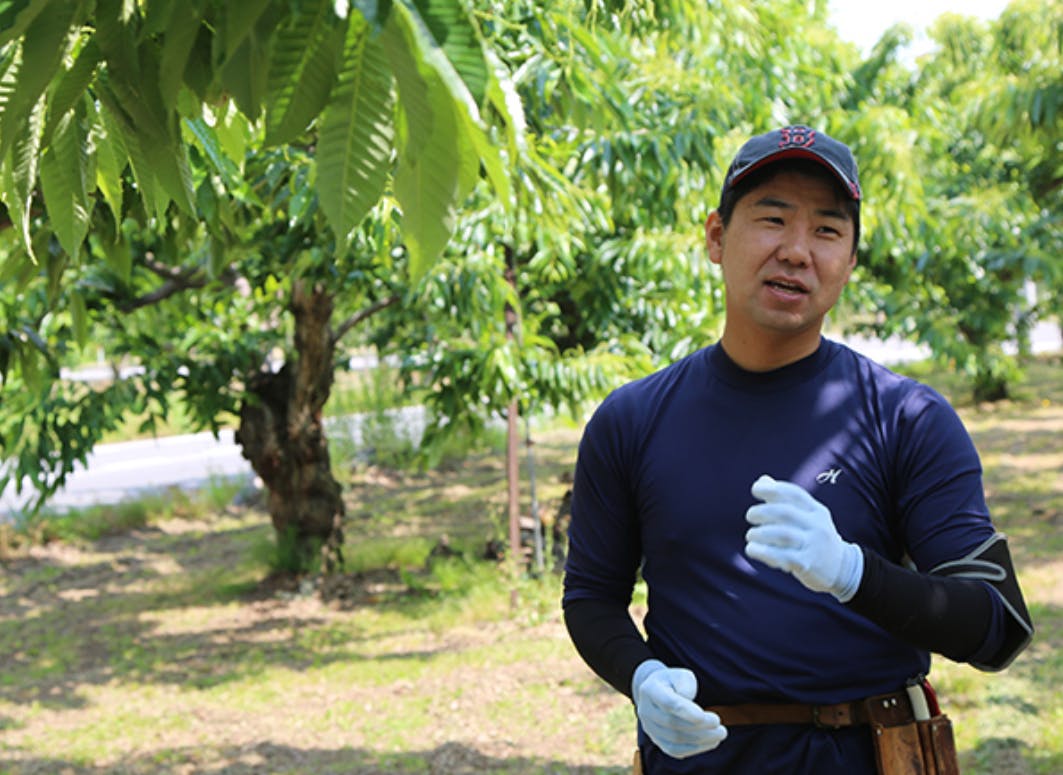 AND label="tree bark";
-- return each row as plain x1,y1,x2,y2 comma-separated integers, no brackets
236,280,345,573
